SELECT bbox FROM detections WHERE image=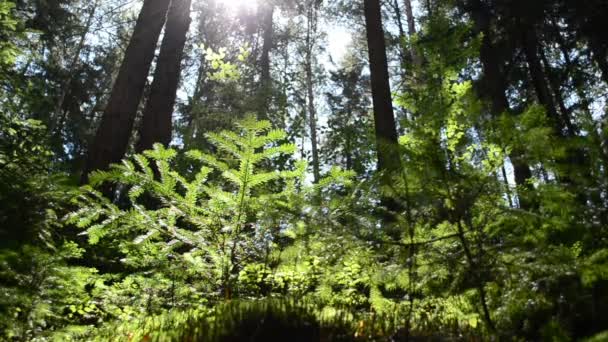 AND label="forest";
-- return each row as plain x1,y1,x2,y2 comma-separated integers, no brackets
0,0,607,340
